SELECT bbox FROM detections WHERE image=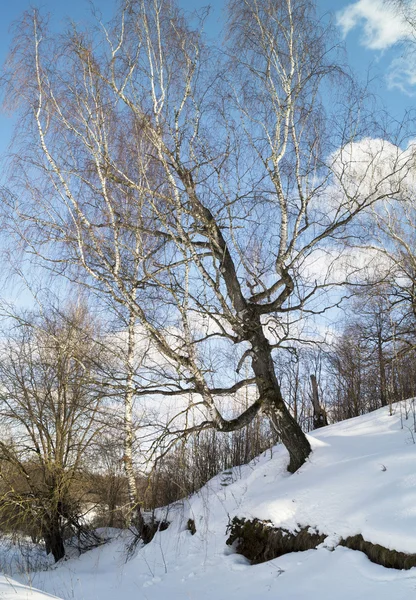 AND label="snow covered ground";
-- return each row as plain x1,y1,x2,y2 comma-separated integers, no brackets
6,402,416,599
0,576,59,600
